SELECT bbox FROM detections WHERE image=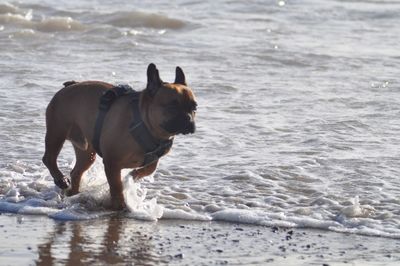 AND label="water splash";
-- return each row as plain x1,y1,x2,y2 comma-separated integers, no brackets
339,196,376,218
123,175,163,221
